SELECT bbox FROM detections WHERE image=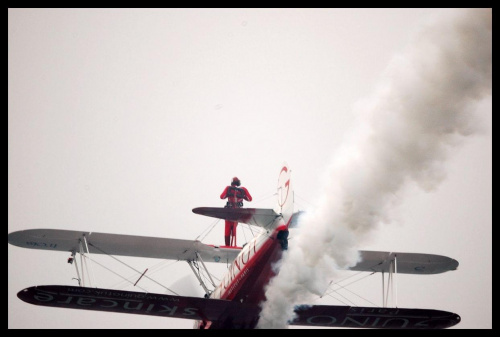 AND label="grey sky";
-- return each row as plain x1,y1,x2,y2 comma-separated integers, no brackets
8,8,491,329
